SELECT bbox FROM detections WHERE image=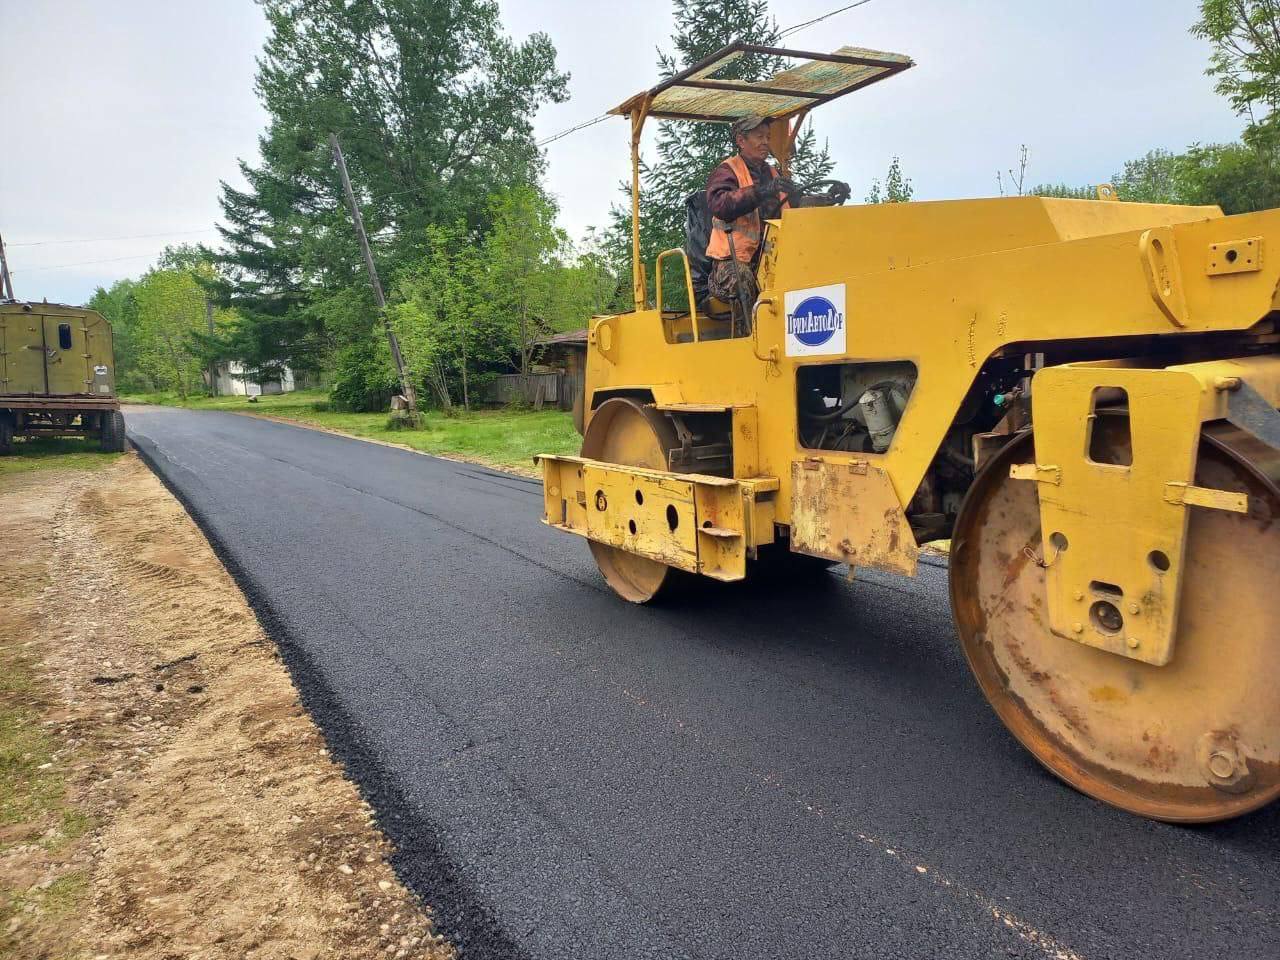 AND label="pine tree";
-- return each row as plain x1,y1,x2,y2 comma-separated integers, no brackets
606,0,833,308
215,0,569,398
